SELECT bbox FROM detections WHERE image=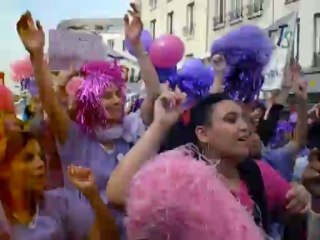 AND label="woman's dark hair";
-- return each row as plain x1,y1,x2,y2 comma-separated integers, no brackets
1,131,36,167
160,93,269,231
160,93,229,152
